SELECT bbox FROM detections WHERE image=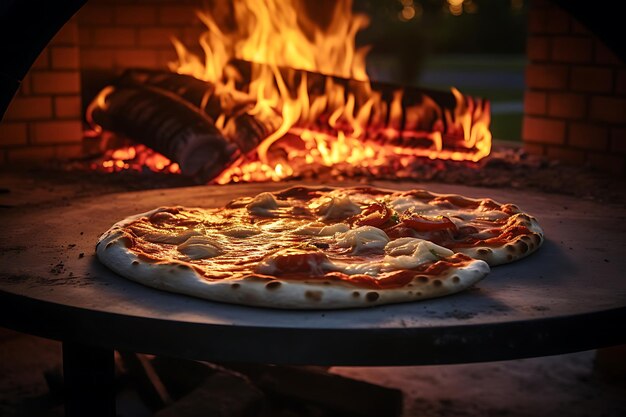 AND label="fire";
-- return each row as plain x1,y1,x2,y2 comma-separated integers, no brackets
102,0,491,182
95,144,180,174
